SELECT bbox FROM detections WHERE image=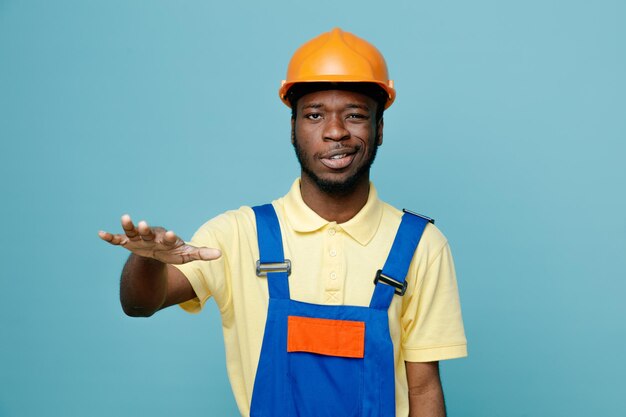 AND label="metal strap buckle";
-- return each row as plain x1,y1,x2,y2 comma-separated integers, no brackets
402,208,435,224
256,260,292,277
373,269,408,296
